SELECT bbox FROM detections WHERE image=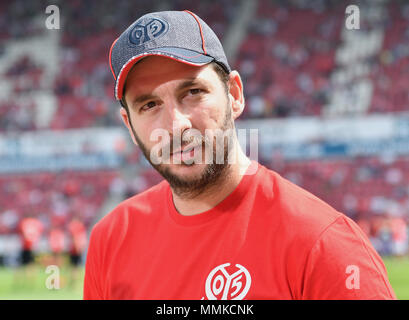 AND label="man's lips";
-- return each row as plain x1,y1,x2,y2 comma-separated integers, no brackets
171,144,201,155
168,144,203,163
